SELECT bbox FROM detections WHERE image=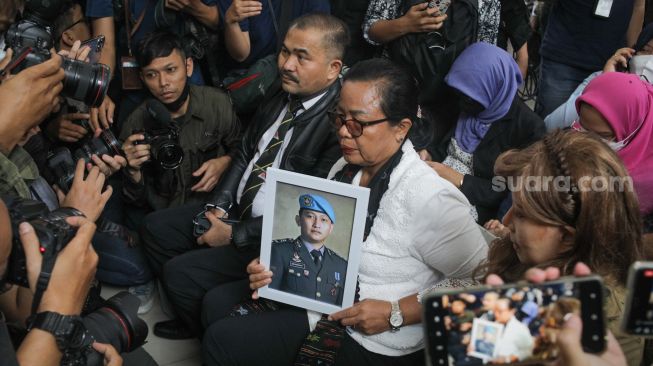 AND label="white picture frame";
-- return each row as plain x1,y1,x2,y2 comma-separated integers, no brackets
258,168,369,315
469,318,504,361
